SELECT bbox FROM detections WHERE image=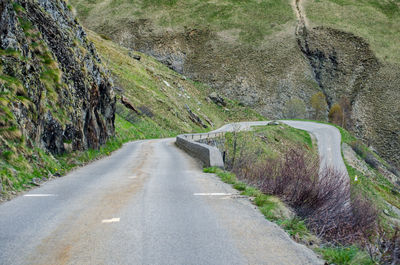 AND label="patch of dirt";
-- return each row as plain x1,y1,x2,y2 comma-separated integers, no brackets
294,0,400,170
95,17,320,119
